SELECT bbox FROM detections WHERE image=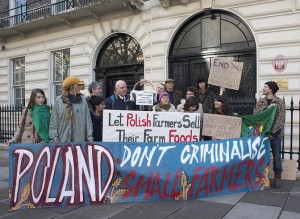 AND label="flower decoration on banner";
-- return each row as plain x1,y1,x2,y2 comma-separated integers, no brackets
105,176,129,203
255,166,270,191
174,171,191,201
